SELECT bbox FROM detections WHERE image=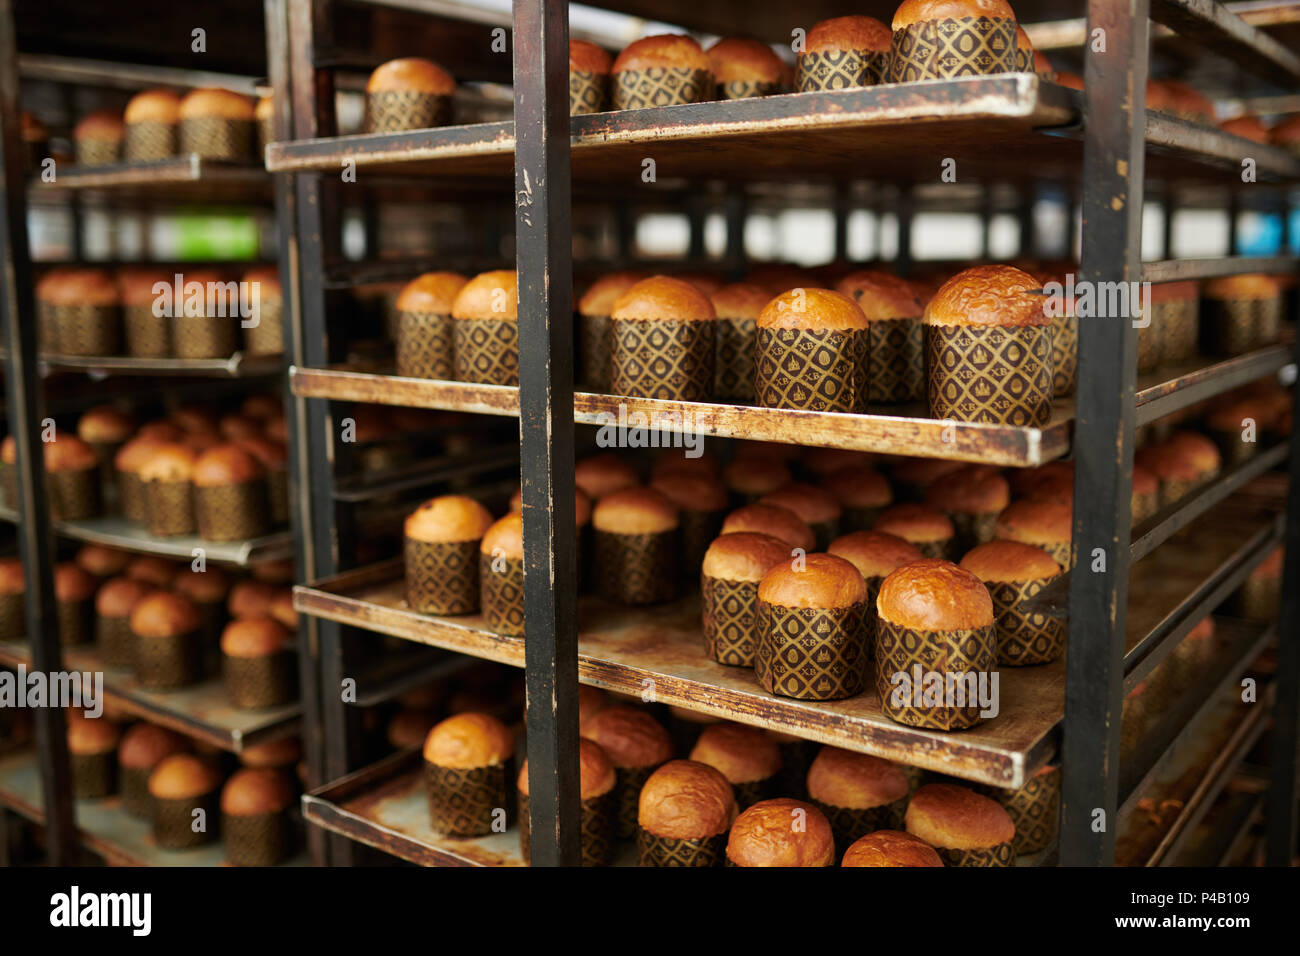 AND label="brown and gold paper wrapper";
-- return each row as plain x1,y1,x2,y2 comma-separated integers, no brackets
867,317,925,405
610,318,714,401
578,312,611,390
754,599,866,701
911,537,953,561
425,760,512,837
612,763,660,839
265,468,289,527
1136,313,1162,374
1235,575,1280,621
889,17,1017,82
520,790,615,866
97,614,134,670
122,766,152,818
0,592,25,641
612,68,712,110
49,303,120,357
569,70,608,115
949,511,998,555
153,791,219,848
714,316,756,402
124,304,171,357
179,117,254,161
71,751,117,799
75,137,121,167
195,480,270,542
718,79,782,100
987,577,1065,666
993,767,1059,855
637,827,727,867
454,318,519,386
1205,297,1282,356
935,841,1014,867
813,797,907,853
1035,540,1071,570
145,479,195,537
480,553,525,637
171,312,238,359
731,774,777,810
1051,314,1078,397
405,537,481,615
224,809,294,866
125,121,177,162
755,327,868,412
397,310,454,380
243,298,283,355
1159,299,1198,363
224,651,295,709
134,629,204,690
119,471,148,523
875,620,997,729
702,574,761,667
363,92,452,133
1209,426,1257,468
797,49,888,92
57,598,93,647
49,467,102,521
927,324,1053,425
595,528,679,606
